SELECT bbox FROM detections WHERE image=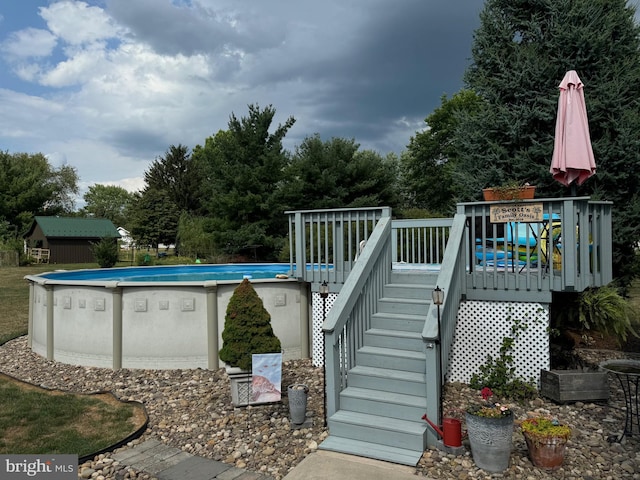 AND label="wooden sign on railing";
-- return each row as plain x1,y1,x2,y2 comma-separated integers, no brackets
489,203,543,223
